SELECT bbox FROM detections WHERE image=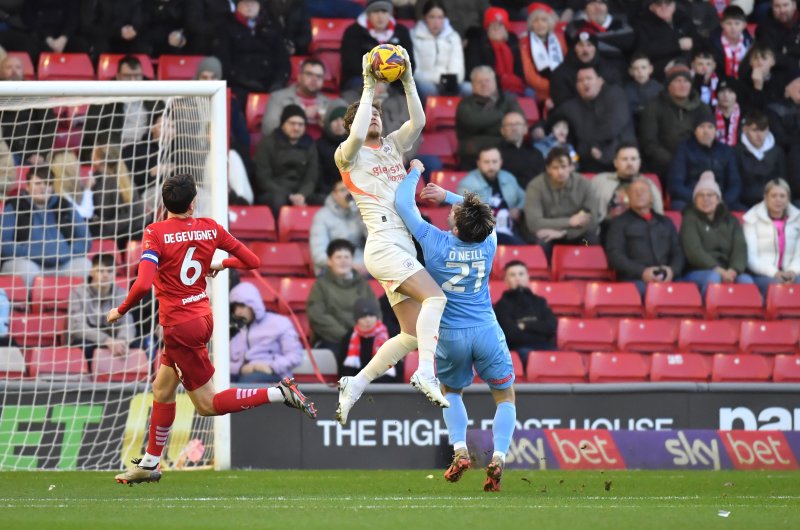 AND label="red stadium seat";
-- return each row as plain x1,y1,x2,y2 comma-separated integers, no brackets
278,205,321,242
424,96,460,131
678,319,739,353
766,284,800,319
418,206,451,231
711,353,771,382
368,279,384,299
526,351,587,383
738,320,799,355
617,318,679,353
239,279,279,312
556,317,616,352
7,51,35,80
251,242,310,276
97,54,155,80
92,348,149,382
773,354,800,383
310,18,351,52
551,245,613,281
583,282,643,317
229,205,277,241
0,274,28,307
488,280,505,305
245,92,270,133
517,97,540,124
589,352,649,383
27,347,87,378
663,211,682,231
492,245,550,280
0,346,25,378
429,171,467,193
650,352,710,382
317,51,341,93
9,312,65,347
157,55,205,80
403,350,419,382
278,277,315,313
642,173,663,198
30,276,83,314
704,283,764,319
123,240,143,279
530,281,583,316
89,238,122,266
644,283,704,318
289,55,308,84
37,53,94,80
417,130,458,168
